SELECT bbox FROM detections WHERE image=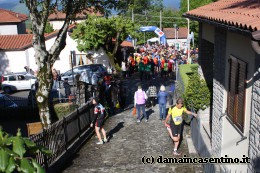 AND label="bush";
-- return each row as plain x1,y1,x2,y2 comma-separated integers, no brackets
183,66,211,112
53,103,78,119
179,64,199,91
114,63,122,72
